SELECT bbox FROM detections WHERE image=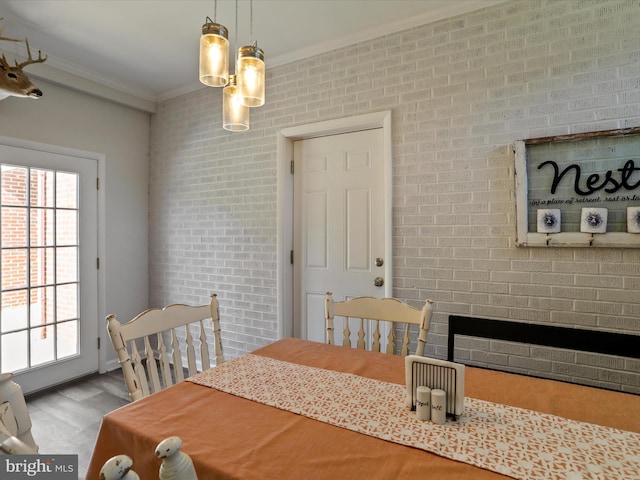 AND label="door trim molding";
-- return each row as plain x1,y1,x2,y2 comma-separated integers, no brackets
276,111,392,339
